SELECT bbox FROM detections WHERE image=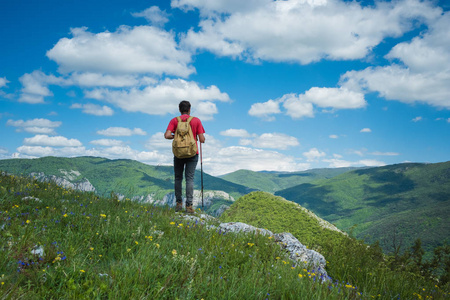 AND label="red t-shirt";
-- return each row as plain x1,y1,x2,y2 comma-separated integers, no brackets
167,114,205,154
